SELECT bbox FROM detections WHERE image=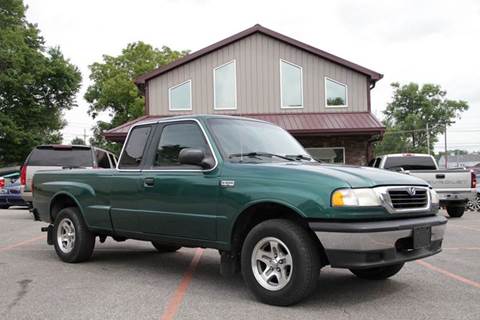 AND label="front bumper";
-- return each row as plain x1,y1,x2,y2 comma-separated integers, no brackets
310,215,447,269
